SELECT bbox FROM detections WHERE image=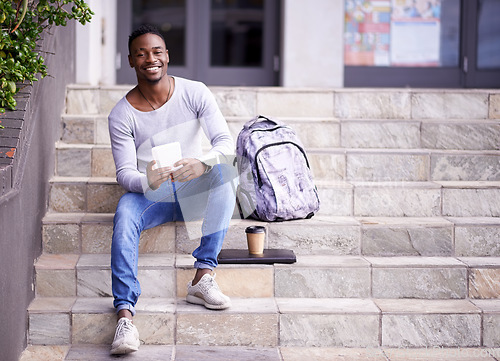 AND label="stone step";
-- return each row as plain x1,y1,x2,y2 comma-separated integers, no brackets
47,177,500,217
42,213,500,257
60,112,500,153
19,345,500,361
64,85,499,123
27,296,500,348
33,253,500,300
54,142,500,182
